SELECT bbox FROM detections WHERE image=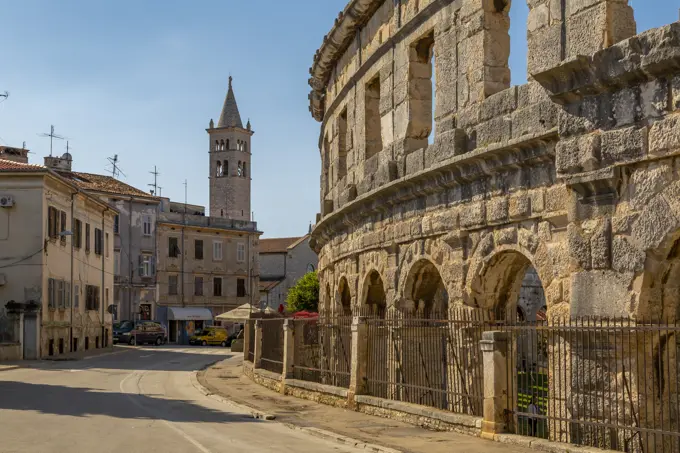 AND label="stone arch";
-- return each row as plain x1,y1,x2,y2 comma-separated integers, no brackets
401,259,448,318
464,229,556,318
336,276,353,316
360,269,387,317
